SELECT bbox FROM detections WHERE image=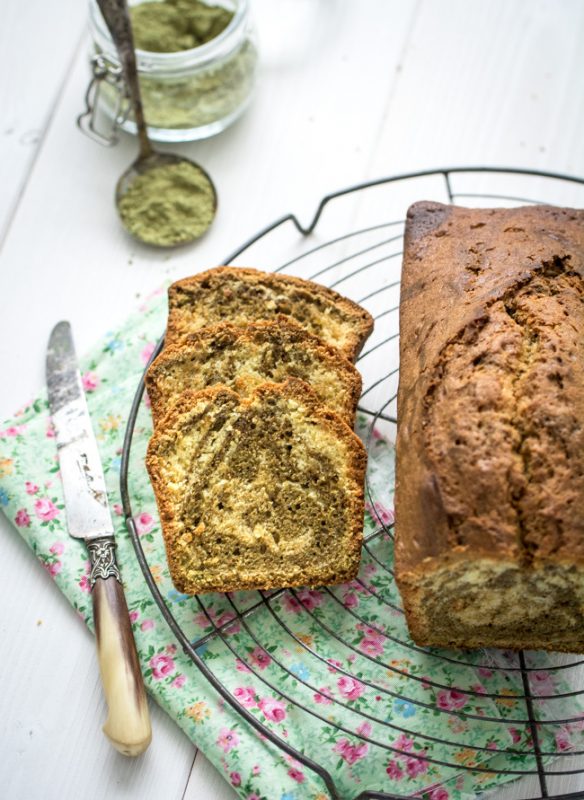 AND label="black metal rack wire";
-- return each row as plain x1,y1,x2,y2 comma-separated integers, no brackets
120,168,584,800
